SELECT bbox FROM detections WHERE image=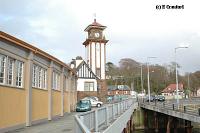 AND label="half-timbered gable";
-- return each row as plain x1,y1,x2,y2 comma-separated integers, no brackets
76,61,99,79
